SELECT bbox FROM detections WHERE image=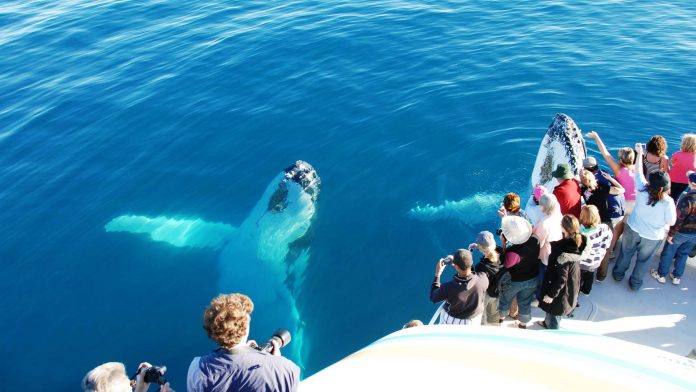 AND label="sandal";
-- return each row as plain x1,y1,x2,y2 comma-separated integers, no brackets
535,320,548,329
514,321,527,329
